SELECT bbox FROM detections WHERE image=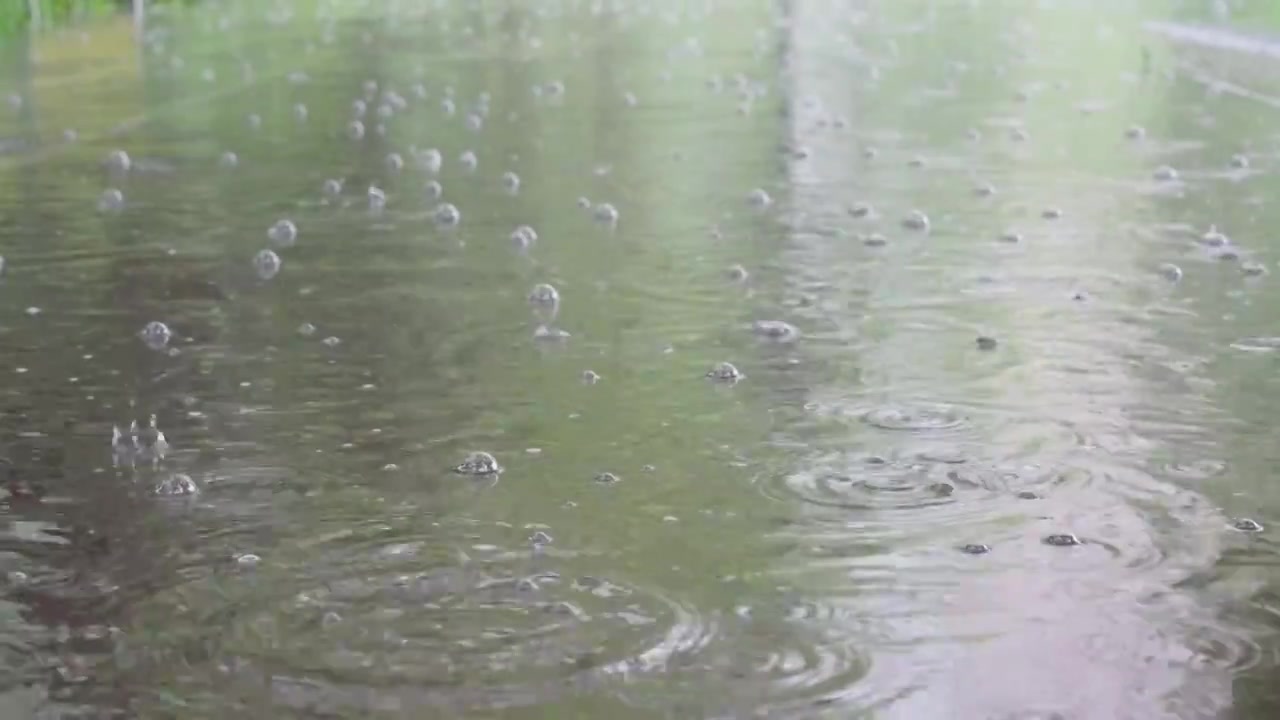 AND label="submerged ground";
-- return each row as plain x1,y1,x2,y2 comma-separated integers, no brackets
3,0,1280,717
